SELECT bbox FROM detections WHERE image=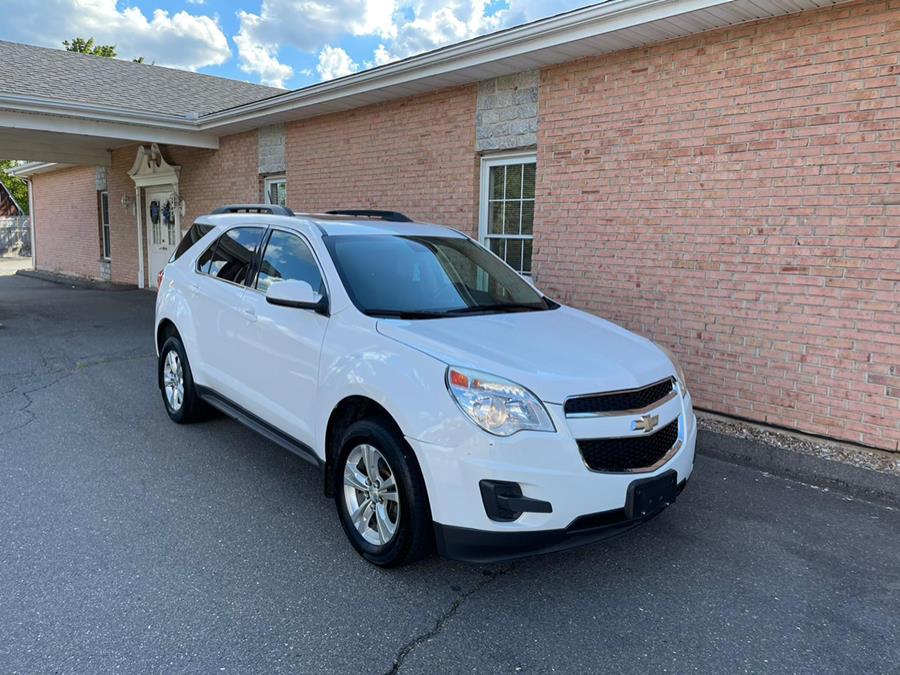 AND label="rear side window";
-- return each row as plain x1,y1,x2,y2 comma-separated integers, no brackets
198,227,265,285
255,230,324,295
171,222,213,262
